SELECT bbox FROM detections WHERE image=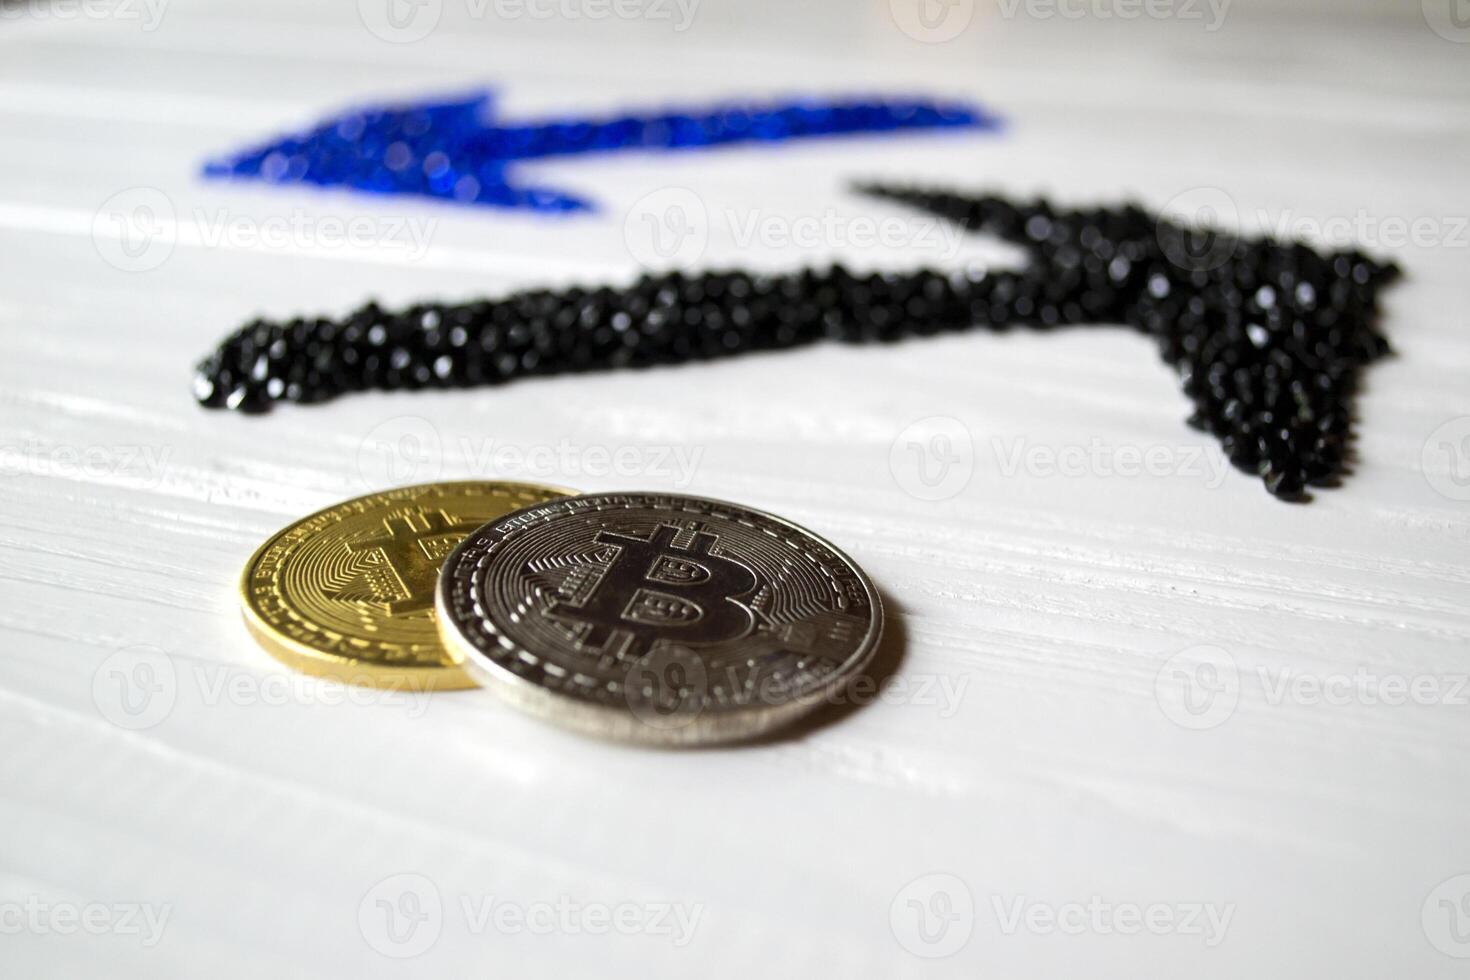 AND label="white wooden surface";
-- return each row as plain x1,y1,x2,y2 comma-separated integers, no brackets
2,1,1468,976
